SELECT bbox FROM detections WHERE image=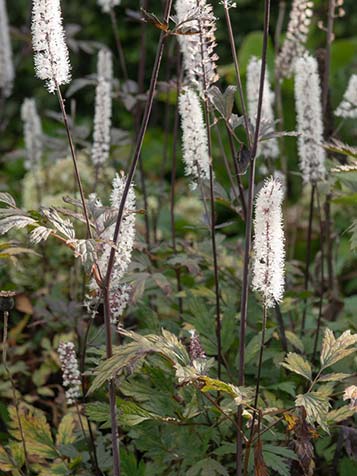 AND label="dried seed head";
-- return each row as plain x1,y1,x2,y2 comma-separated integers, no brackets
252,177,285,308
31,0,71,92
0,0,15,96
294,54,326,184
276,0,314,78
58,341,81,405
0,290,16,312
